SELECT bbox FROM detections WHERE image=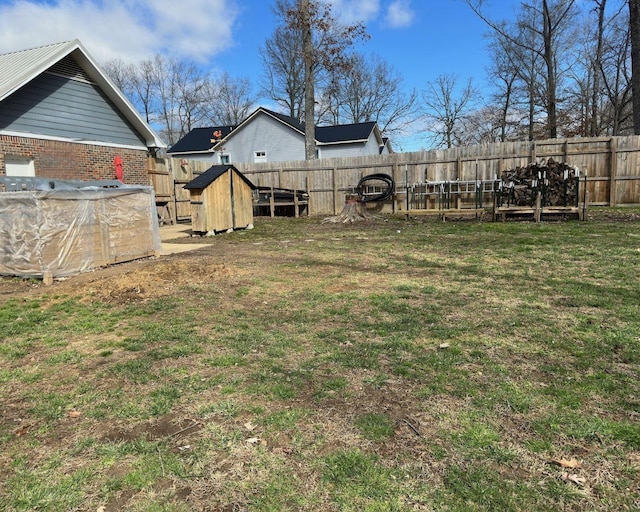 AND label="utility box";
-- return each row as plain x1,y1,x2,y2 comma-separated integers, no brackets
184,165,256,234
